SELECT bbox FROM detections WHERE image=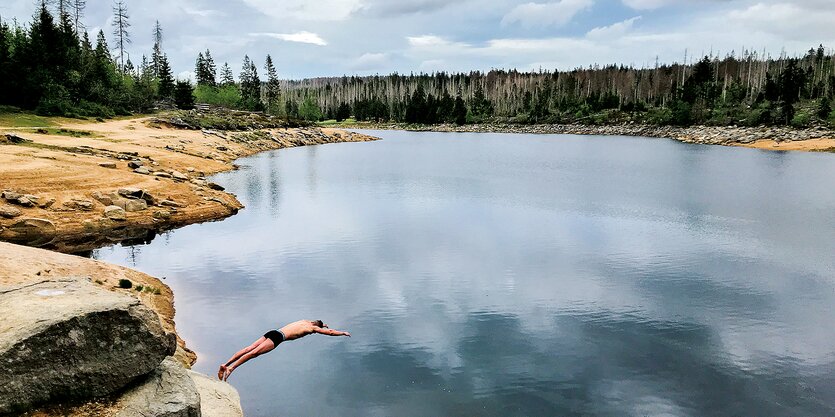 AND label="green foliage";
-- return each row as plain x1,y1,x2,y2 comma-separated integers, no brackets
134,285,144,292
195,84,242,108
174,80,195,110
118,279,133,289
299,96,323,121
791,110,811,127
